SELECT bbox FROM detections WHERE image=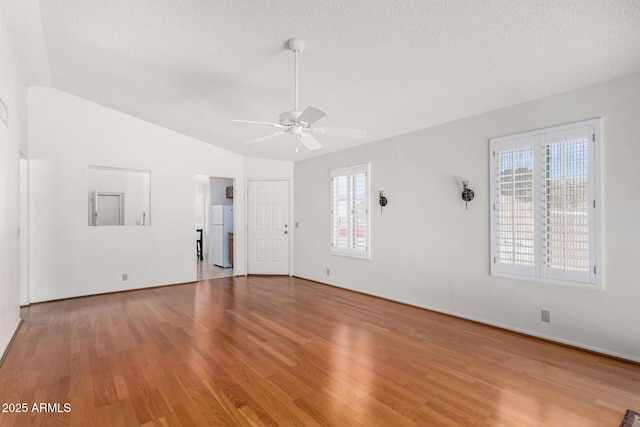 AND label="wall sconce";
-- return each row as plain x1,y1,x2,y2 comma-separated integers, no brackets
379,190,388,213
461,180,474,210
